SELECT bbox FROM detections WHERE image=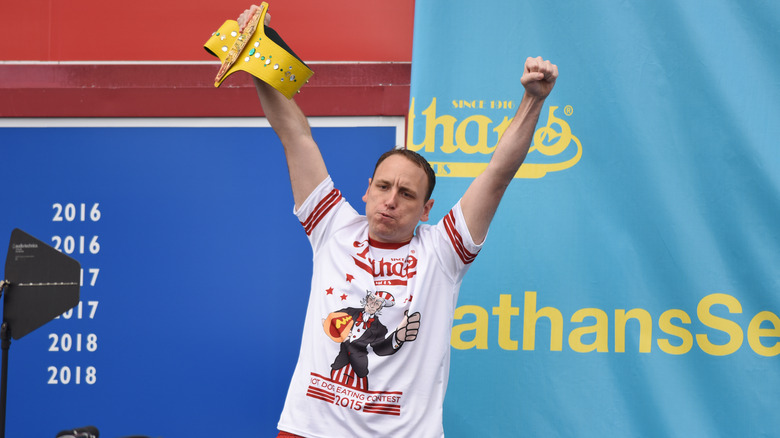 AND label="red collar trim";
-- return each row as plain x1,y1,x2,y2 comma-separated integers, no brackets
368,237,411,250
